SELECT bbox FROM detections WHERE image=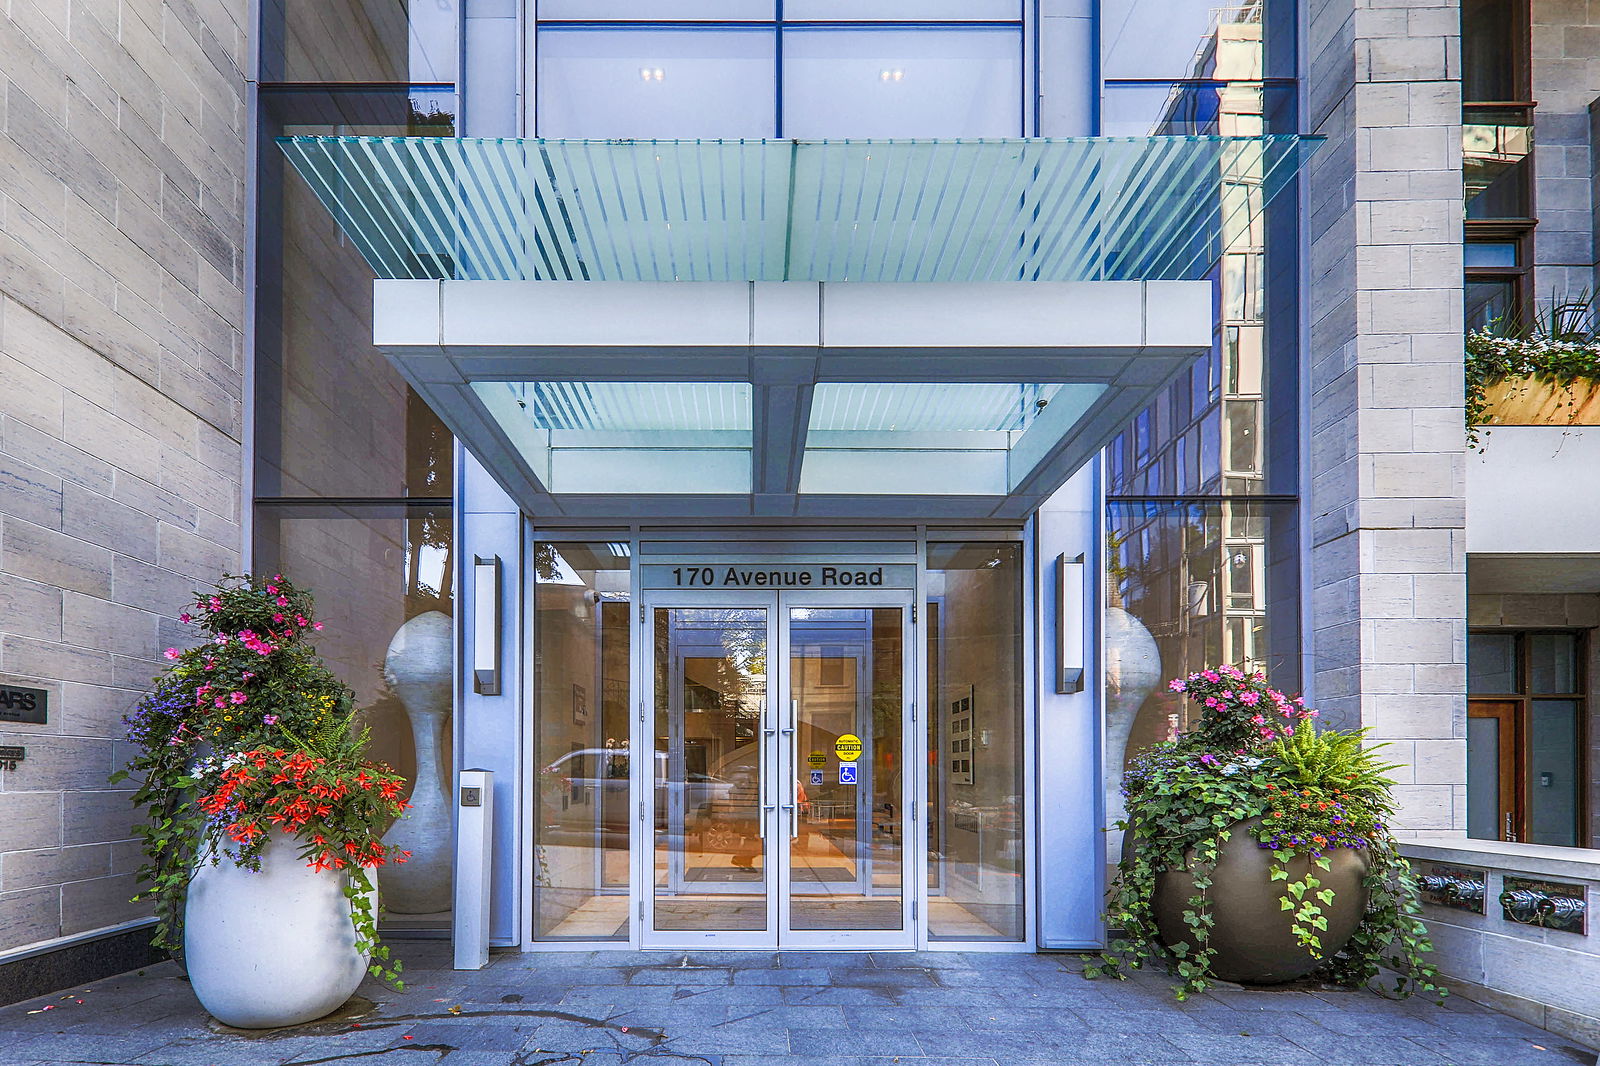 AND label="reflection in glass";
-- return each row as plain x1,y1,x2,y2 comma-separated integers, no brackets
1528,633,1579,694
256,91,456,499
1464,119,1532,220
536,28,777,137
1106,500,1298,770
253,504,455,931
261,0,459,83
1466,278,1517,333
653,608,769,932
788,608,904,931
782,27,1022,138
1529,700,1580,847
533,543,632,941
926,543,1025,941
1467,633,1519,694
